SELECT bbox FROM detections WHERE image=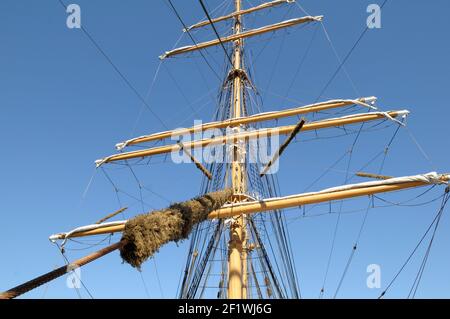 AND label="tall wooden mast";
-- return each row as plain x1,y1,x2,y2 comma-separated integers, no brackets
228,0,247,299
